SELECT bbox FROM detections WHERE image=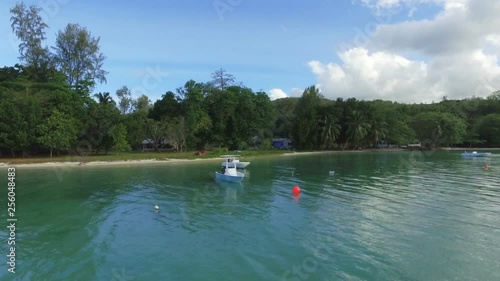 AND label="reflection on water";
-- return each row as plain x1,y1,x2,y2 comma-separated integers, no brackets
0,151,499,280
